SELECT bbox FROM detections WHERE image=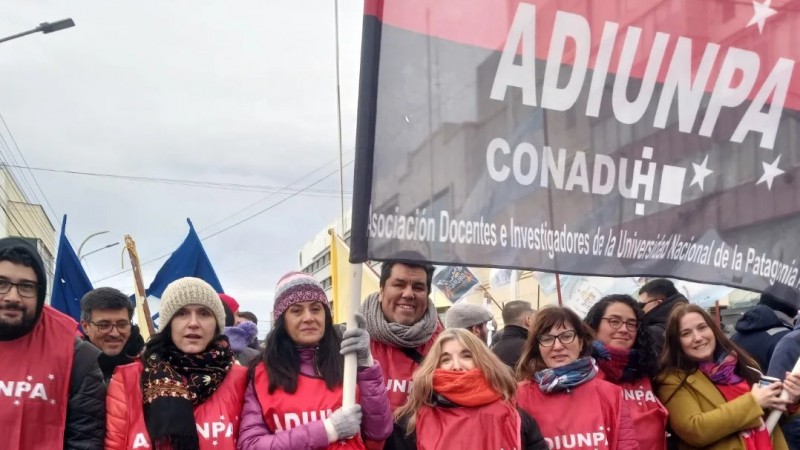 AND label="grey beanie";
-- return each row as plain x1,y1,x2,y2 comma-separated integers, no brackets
445,302,493,329
158,277,226,333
